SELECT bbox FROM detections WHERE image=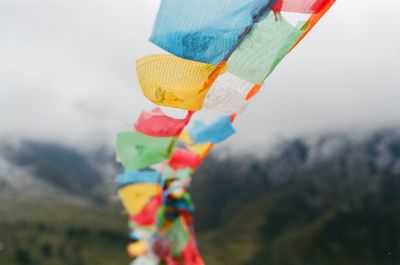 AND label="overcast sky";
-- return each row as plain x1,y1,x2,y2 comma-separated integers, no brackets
1,0,400,151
